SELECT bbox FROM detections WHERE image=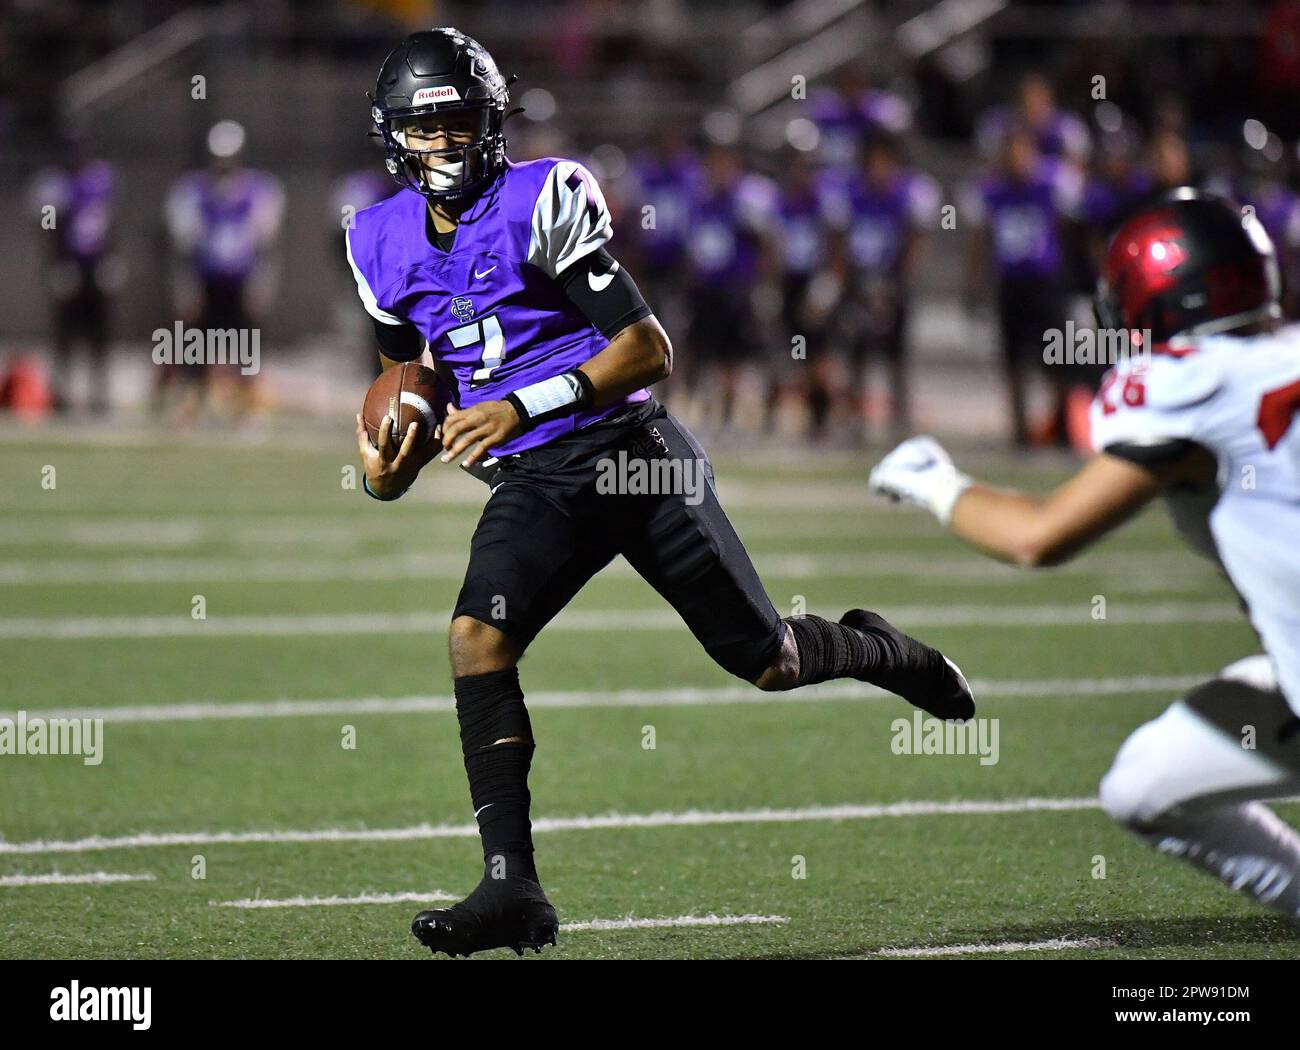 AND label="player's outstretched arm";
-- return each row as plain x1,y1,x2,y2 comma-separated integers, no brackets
869,436,1170,568
577,314,672,404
